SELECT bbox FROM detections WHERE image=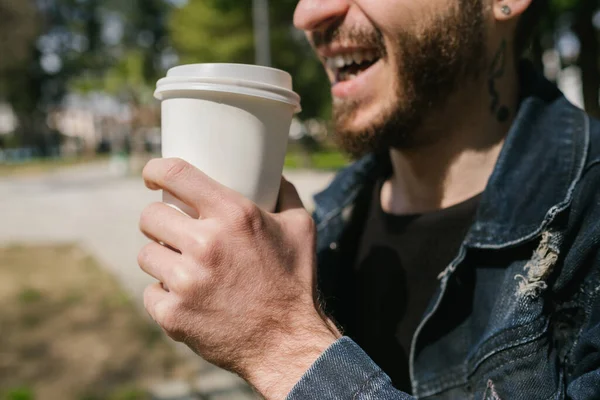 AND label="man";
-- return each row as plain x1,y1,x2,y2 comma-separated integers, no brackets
137,0,600,398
